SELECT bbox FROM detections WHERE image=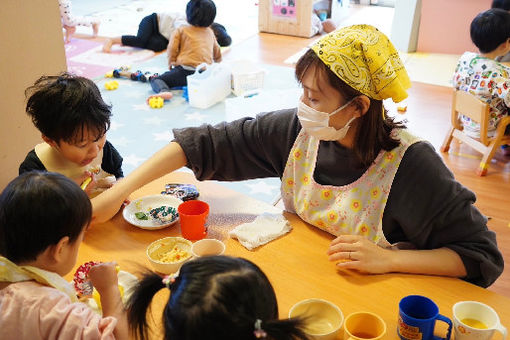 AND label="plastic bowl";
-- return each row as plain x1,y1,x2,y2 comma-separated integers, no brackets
146,237,192,274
